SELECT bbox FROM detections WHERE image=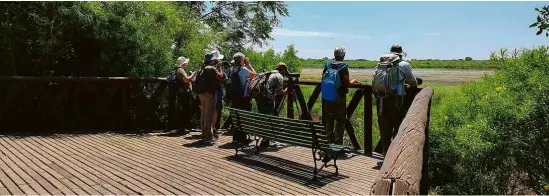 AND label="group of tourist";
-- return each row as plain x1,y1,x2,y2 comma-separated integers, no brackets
170,44,422,155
